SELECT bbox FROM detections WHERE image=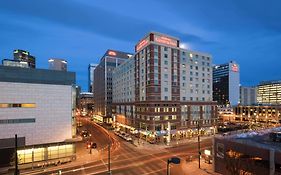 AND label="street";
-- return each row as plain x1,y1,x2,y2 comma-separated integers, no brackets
20,117,213,175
